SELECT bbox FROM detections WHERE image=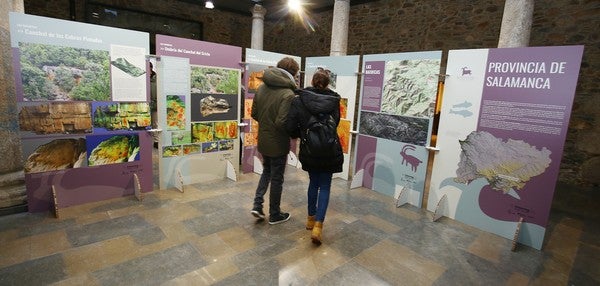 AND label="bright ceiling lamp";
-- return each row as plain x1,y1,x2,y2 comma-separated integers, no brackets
287,0,302,12
205,0,214,9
